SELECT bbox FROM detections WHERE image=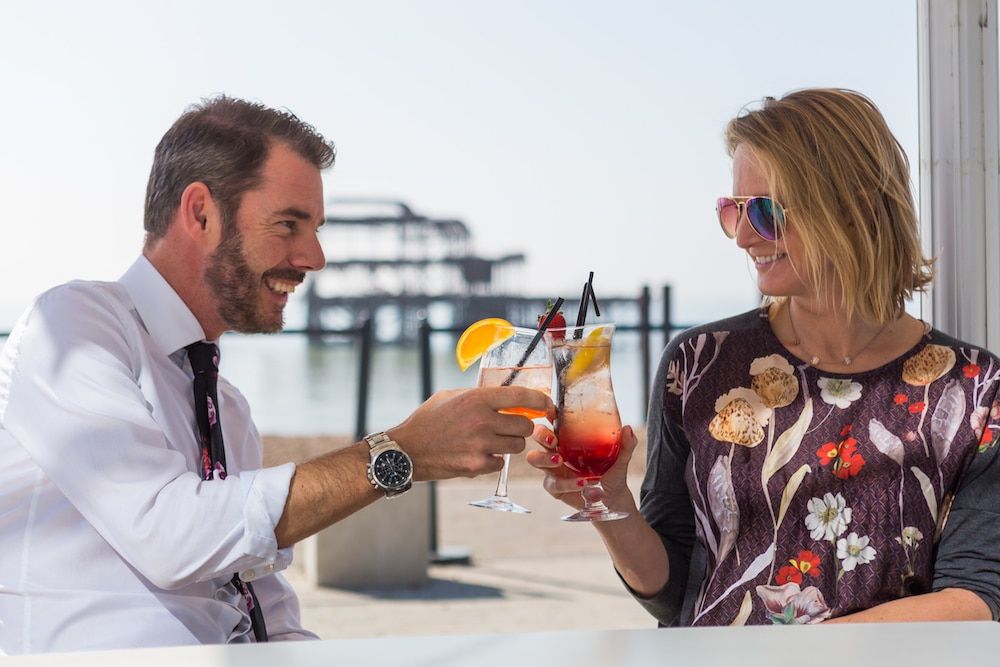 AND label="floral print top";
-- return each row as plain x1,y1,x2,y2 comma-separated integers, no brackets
632,308,1000,626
